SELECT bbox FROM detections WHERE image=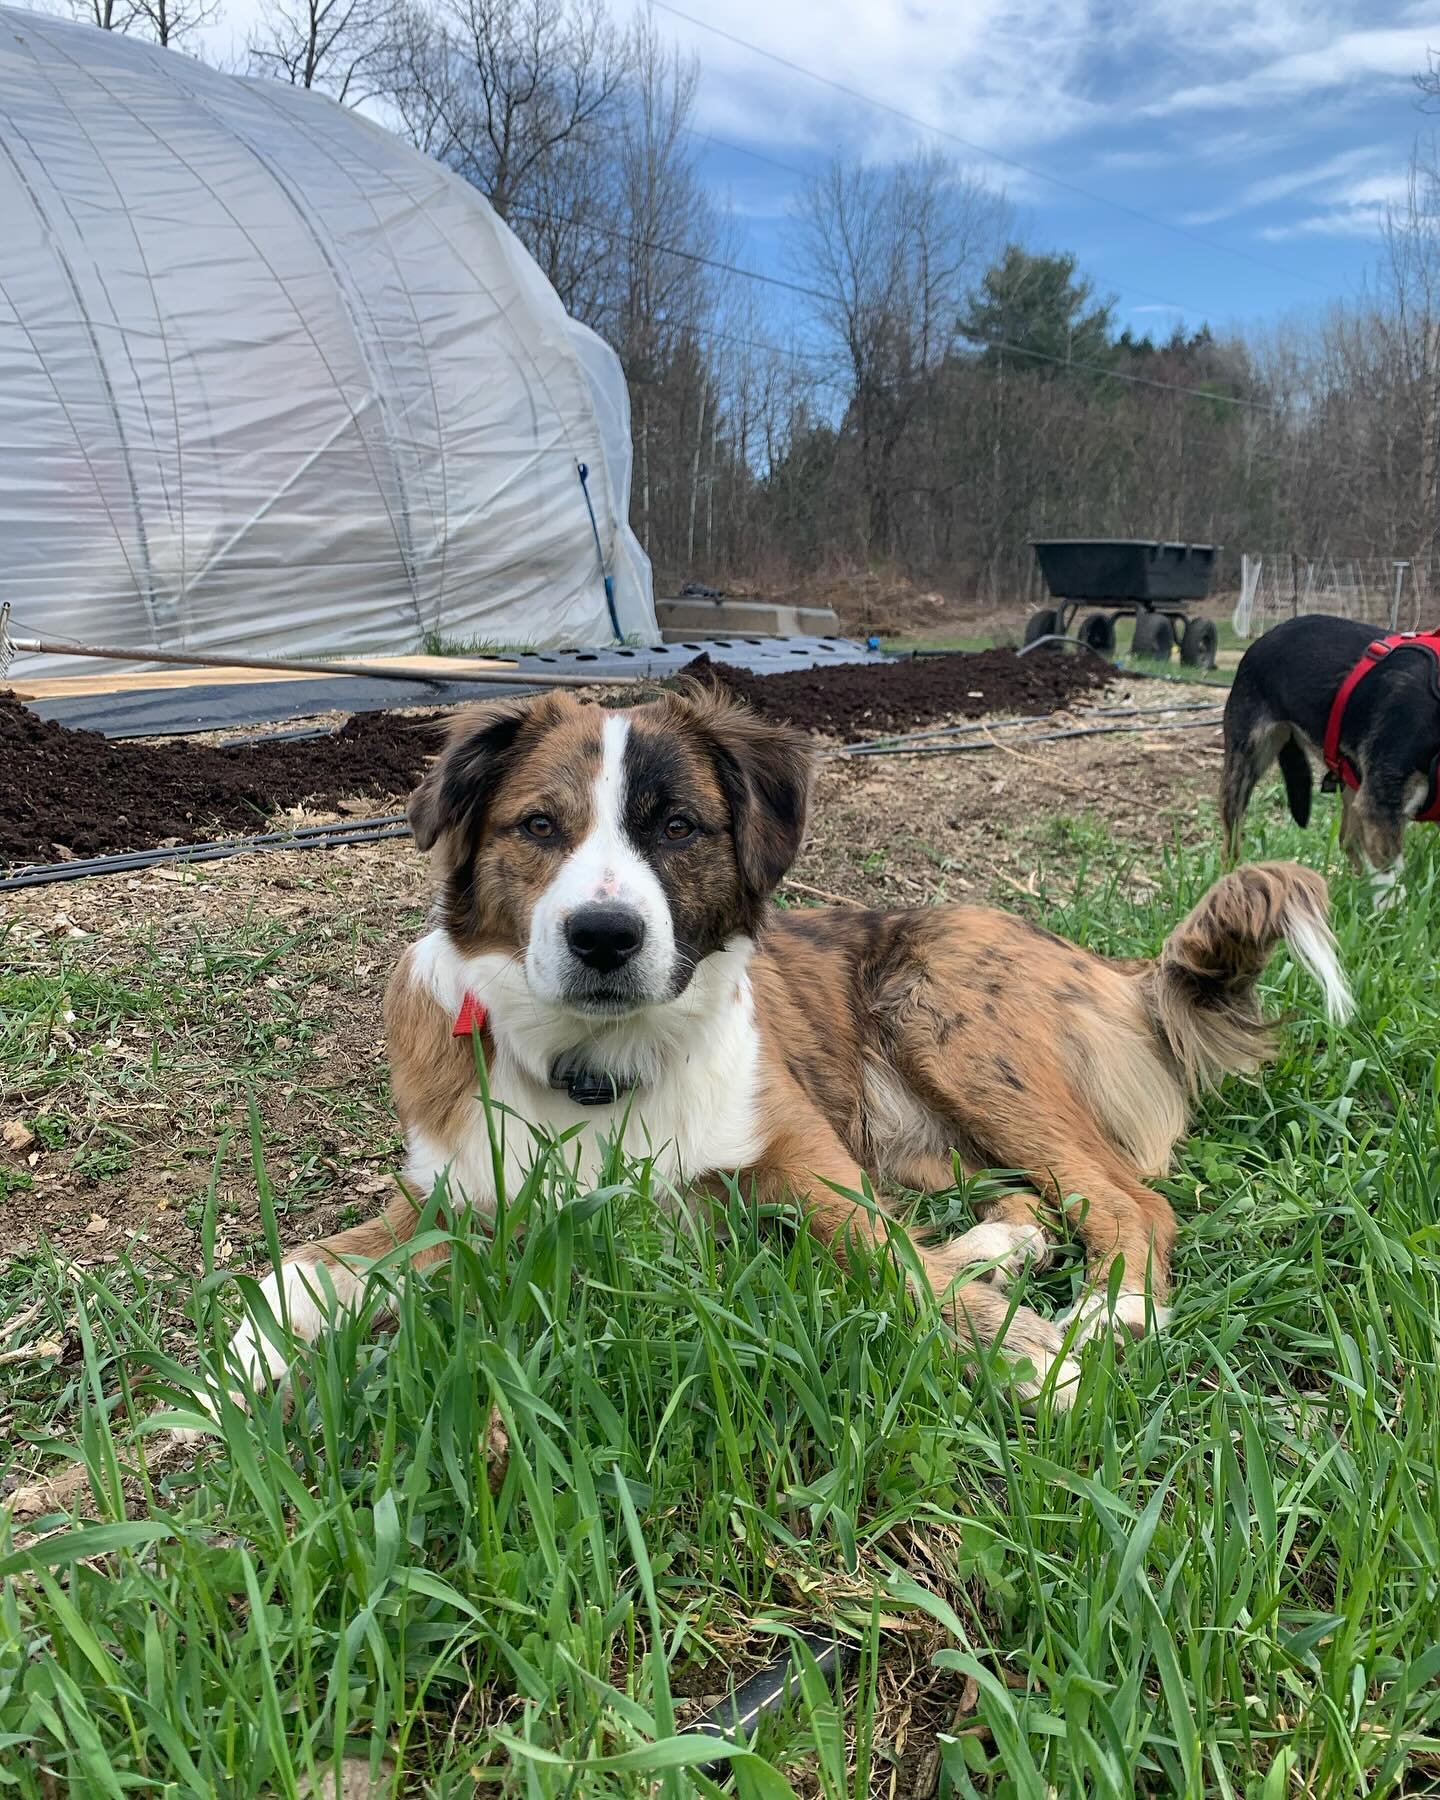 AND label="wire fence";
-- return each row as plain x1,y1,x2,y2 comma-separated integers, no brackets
1232,554,1429,638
